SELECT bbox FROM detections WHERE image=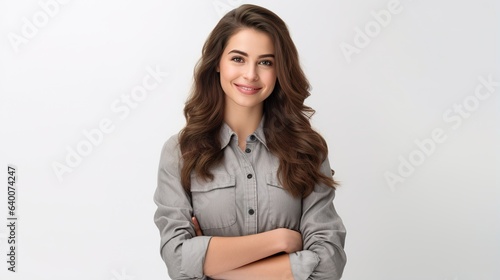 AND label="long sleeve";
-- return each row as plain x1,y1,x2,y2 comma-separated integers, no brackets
289,157,347,280
153,135,213,279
